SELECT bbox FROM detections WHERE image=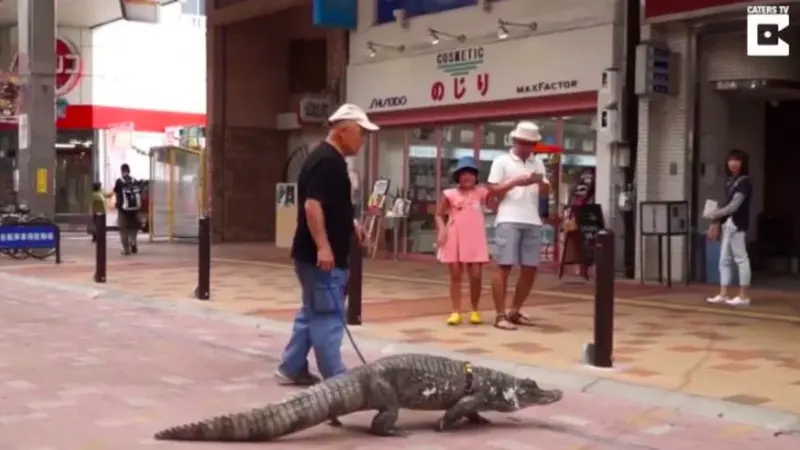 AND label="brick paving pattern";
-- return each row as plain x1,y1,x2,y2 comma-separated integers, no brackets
0,281,798,449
